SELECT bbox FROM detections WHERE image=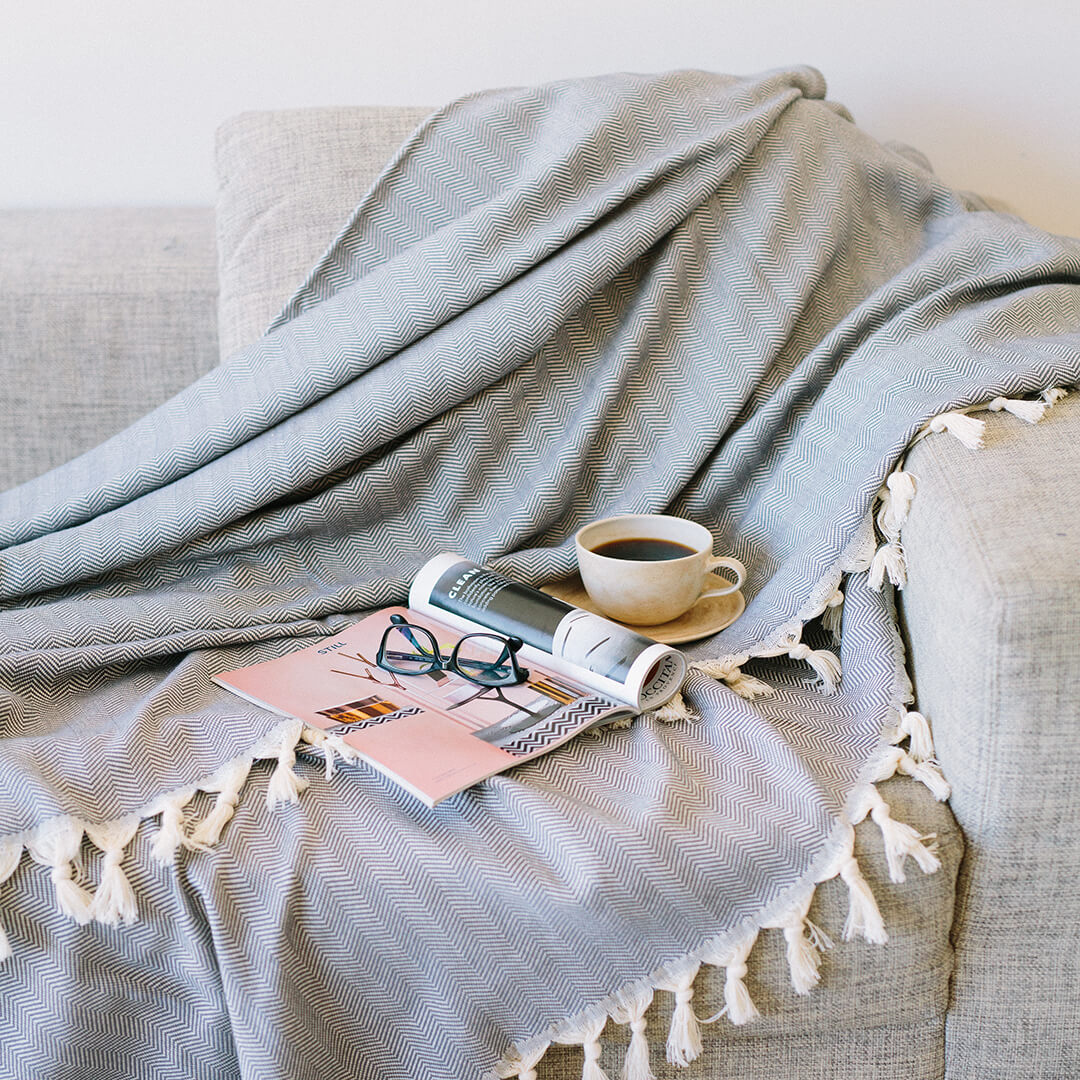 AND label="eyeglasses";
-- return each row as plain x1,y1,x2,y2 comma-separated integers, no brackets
375,614,530,687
